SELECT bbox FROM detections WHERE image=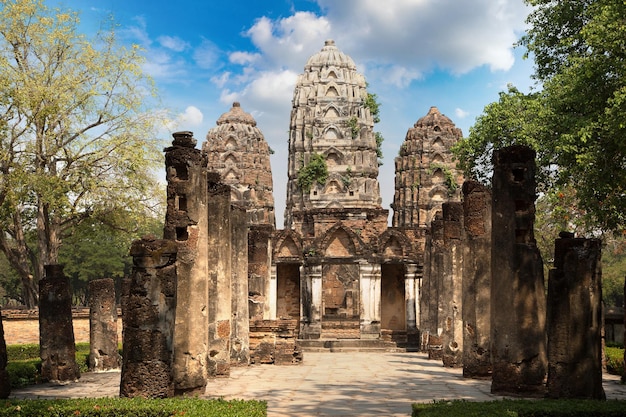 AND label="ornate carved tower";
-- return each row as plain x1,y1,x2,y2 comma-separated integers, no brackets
285,39,383,232
204,102,275,227
392,106,463,228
